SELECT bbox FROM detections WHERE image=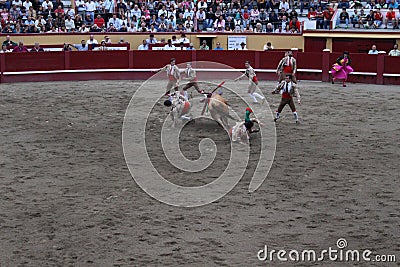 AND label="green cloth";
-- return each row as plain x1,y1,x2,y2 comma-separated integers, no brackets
245,110,251,122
